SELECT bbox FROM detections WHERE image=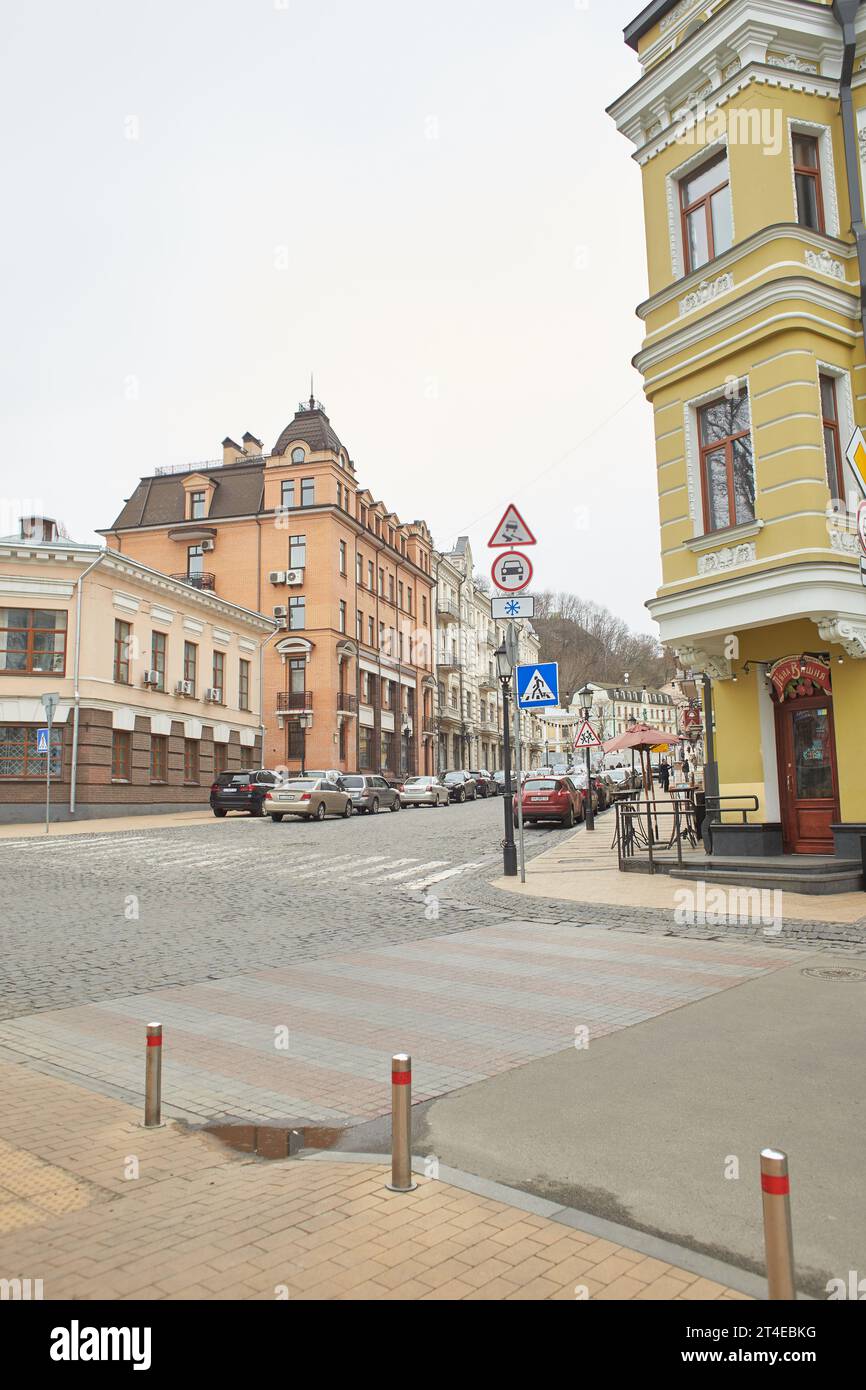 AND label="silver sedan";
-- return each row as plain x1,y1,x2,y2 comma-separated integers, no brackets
399,775,449,808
